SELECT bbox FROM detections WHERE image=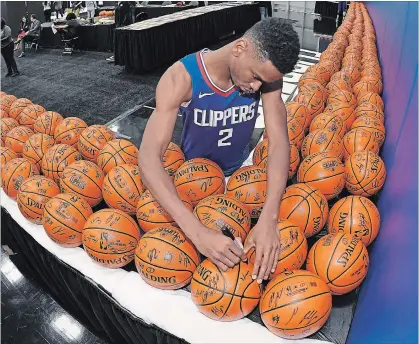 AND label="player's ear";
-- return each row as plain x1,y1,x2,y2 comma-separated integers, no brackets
232,38,248,57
